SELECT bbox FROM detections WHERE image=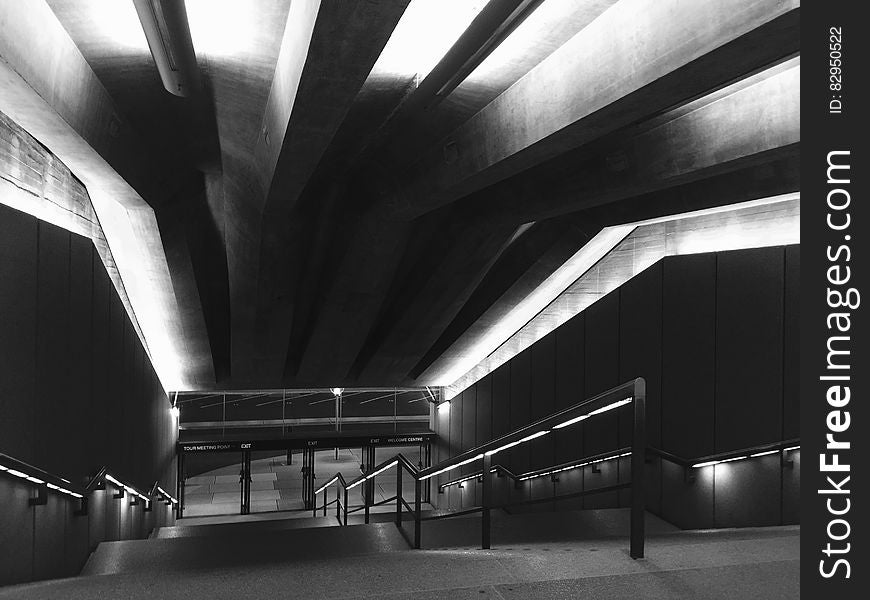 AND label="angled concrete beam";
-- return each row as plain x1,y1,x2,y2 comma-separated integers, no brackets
245,0,410,380
354,221,524,384
385,0,799,218
293,210,412,384
415,154,799,384
0,0,214,388
460,60,801,226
